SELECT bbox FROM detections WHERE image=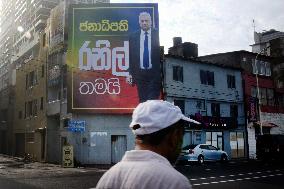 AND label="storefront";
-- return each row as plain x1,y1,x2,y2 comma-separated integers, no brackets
184,114,246,159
